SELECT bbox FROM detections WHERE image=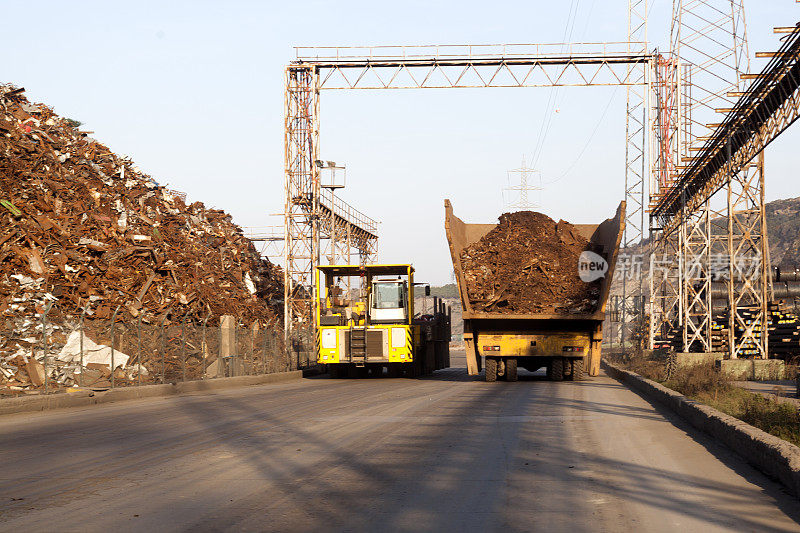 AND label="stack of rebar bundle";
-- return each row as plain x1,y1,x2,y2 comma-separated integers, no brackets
655,304,800,359
767,302,800,360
